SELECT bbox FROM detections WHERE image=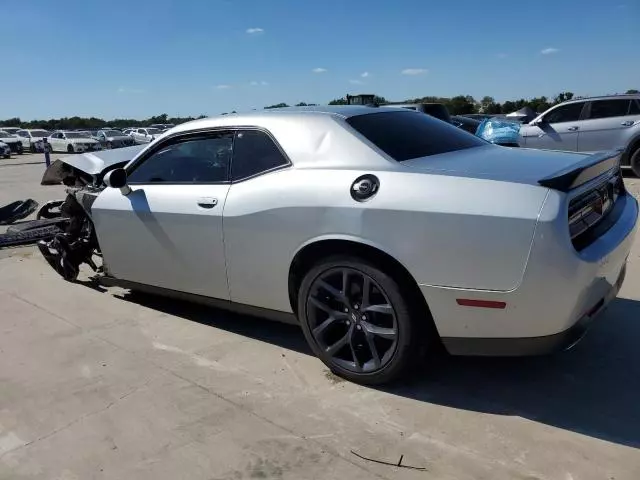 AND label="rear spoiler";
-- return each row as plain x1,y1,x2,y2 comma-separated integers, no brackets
538,150,622,192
